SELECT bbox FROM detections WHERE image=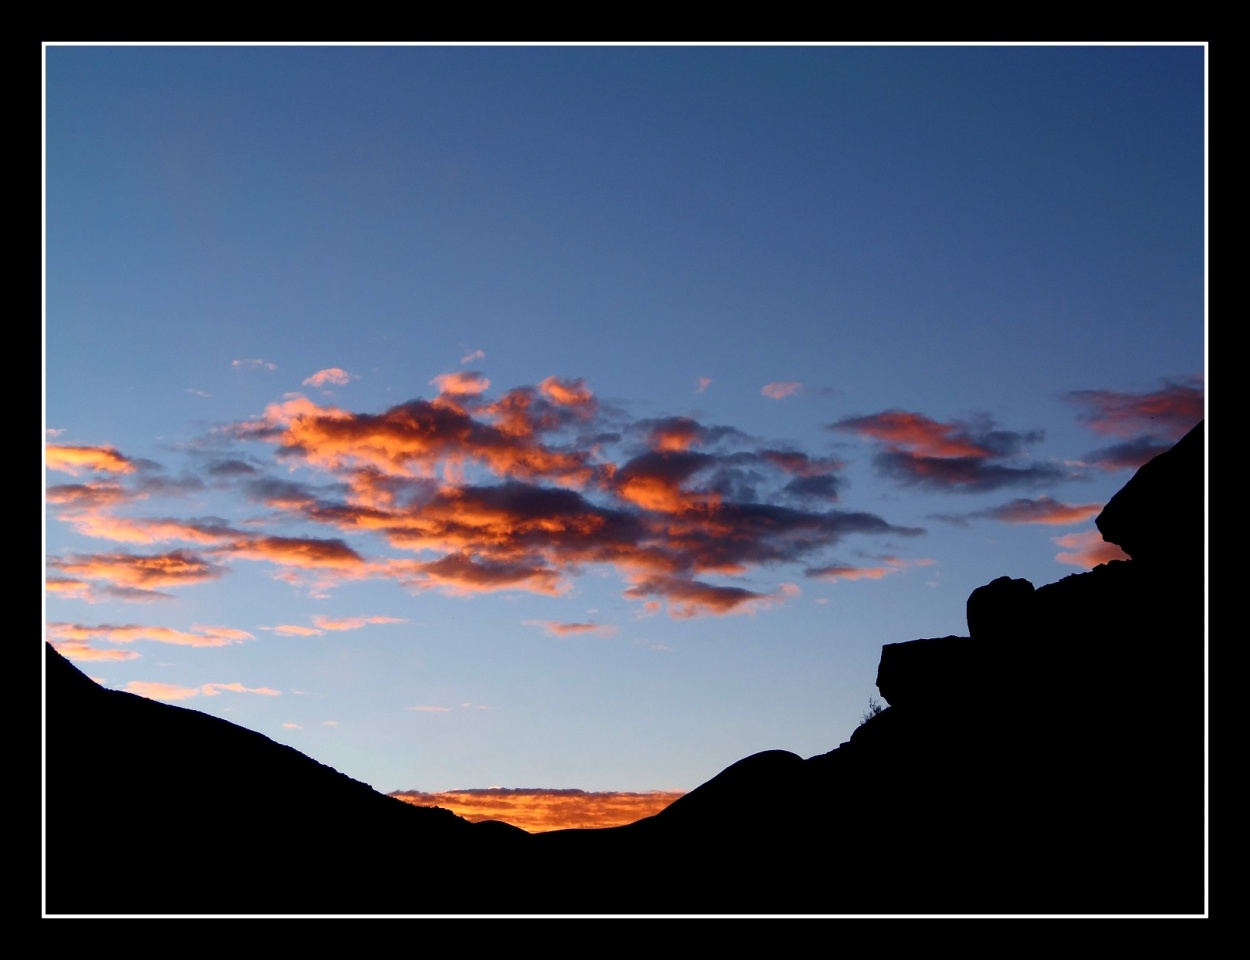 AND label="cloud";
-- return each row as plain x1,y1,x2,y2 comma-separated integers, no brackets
405,705,452,712
47,550,225,596
46,376,926,618
310,614,407,631
538,376,595,411
186,388,211,398
761,381,802,400
46,445,136,476
46,621,255,648
522,620,618,638
805,556,932,582
48,639,142,662
982,497,1103,526
430,370,491,396
282,722,302,729
832,410,1060,492
1065,379,1203,440
46,482,134,510
460,348,486,364
268,624,325,636
1064,379,1204,472
399,553,567,597
623,574,792,619
389,787,685,832
232,358,277,371
695,377,712,393
125,680,280,702
936,496,1103,527
1080,437,1177,472
1052,530,1131,568
218,536,366,570
302,368,357,388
